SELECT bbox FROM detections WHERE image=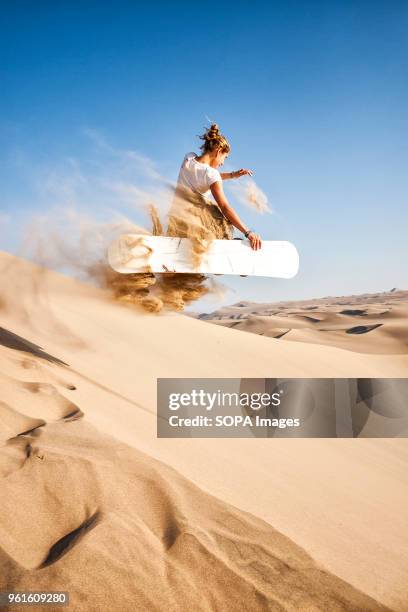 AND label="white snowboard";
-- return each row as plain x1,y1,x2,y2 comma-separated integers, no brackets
108,234,299,278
